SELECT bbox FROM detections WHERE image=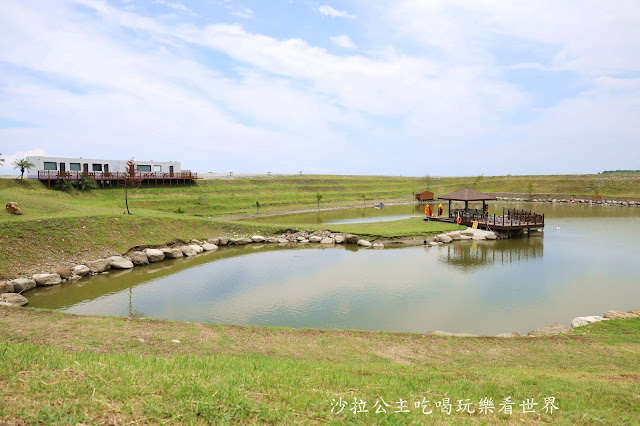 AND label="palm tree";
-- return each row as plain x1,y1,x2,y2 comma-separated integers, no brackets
13,158,35,181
